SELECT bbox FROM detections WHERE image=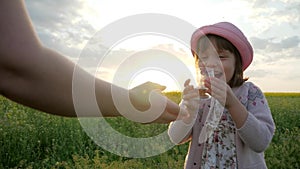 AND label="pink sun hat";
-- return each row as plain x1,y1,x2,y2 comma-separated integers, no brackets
191,22,253,71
